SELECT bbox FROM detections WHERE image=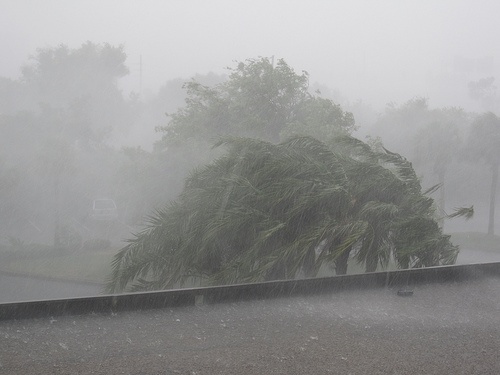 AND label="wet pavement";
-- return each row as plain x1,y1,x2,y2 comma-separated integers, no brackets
456,248,500,265
1,277,499,374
